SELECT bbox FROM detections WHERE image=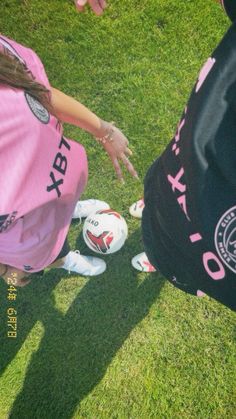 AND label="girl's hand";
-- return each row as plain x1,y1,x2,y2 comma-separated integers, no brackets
97,123,139,183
